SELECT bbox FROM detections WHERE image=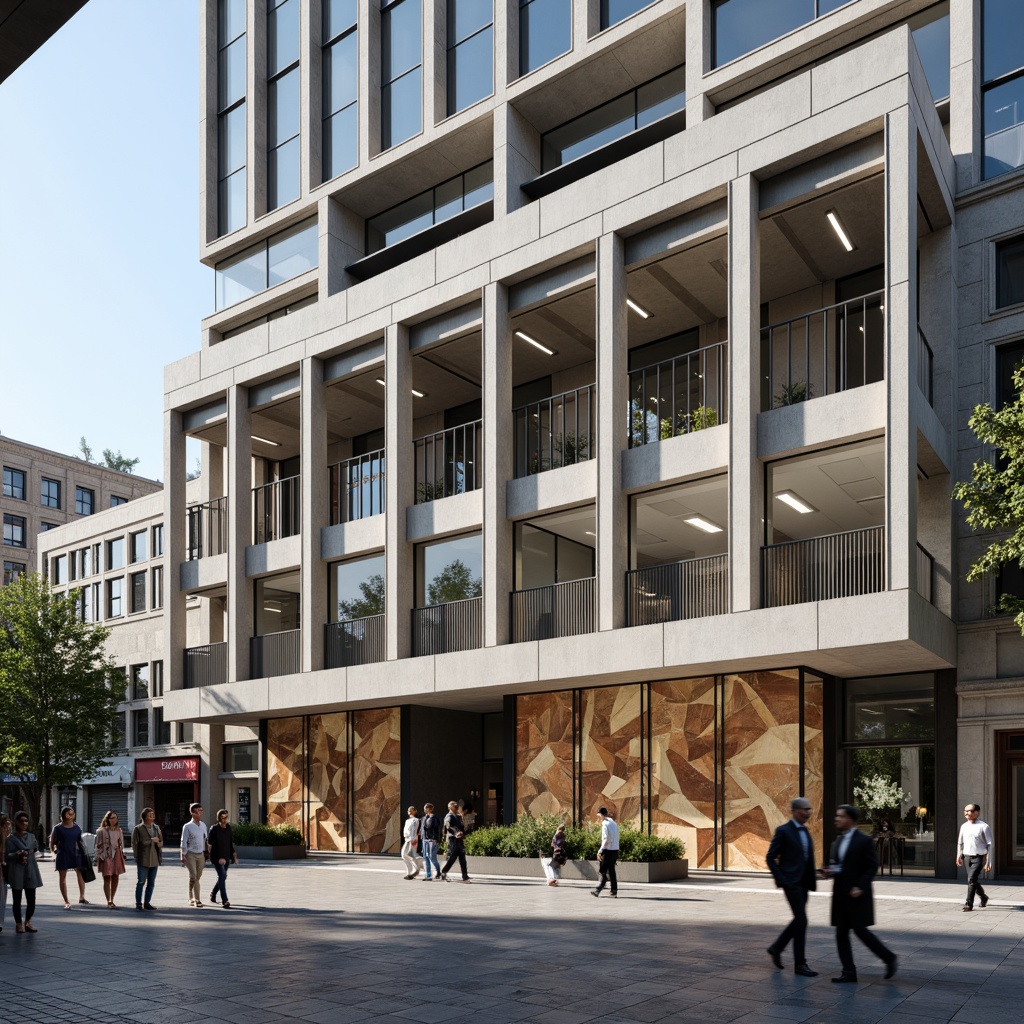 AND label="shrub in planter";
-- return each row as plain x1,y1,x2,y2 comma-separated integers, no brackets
231,822,304,847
